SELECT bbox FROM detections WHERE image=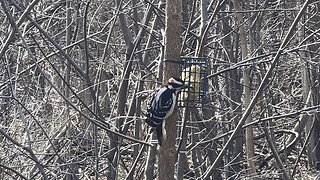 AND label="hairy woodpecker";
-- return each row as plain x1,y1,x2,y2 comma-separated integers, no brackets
146,77,189,145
